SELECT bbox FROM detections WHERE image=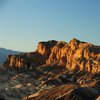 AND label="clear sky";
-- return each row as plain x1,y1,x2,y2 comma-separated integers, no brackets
0,0,100,52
